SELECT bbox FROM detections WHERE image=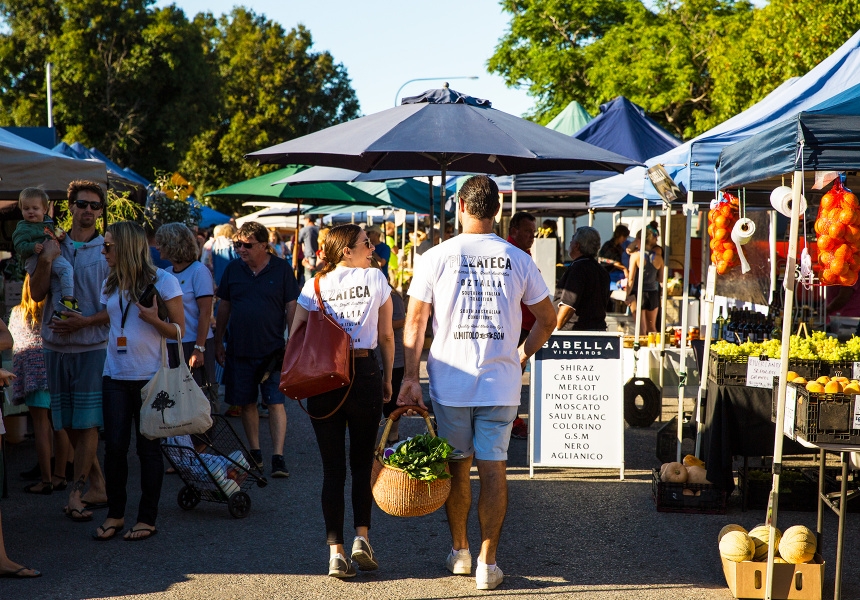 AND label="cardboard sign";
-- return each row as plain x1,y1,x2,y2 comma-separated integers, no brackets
529,332,624,478
784,385,797,441
852,362,860,380
746,356,783,389
704,265,716,303
854,397,860,430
